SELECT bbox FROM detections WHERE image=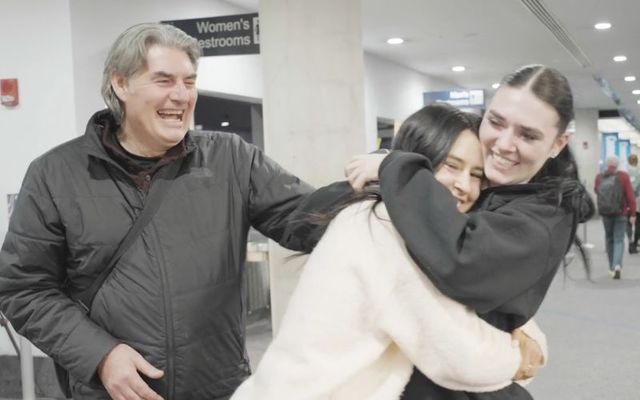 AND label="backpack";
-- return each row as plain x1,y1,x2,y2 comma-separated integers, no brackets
597,172,624,216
